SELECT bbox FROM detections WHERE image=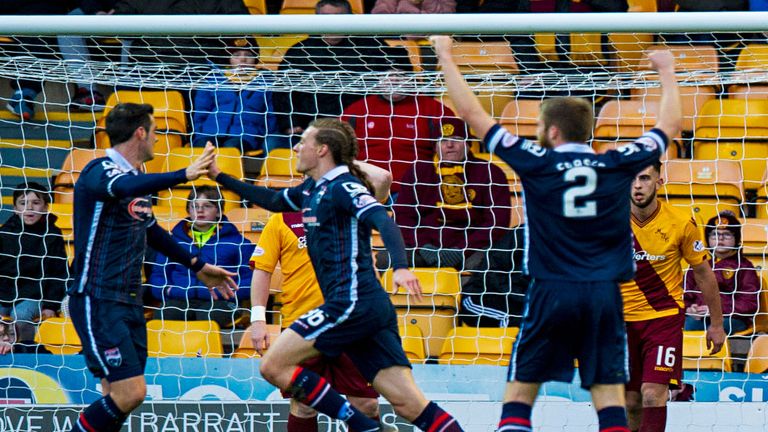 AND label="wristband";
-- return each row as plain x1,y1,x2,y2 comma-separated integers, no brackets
190,256,206,273
250,306,267,322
